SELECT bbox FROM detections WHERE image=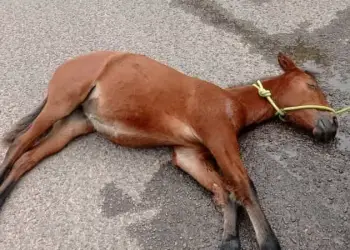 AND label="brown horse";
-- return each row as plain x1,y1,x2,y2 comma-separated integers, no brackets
0,51,338,250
